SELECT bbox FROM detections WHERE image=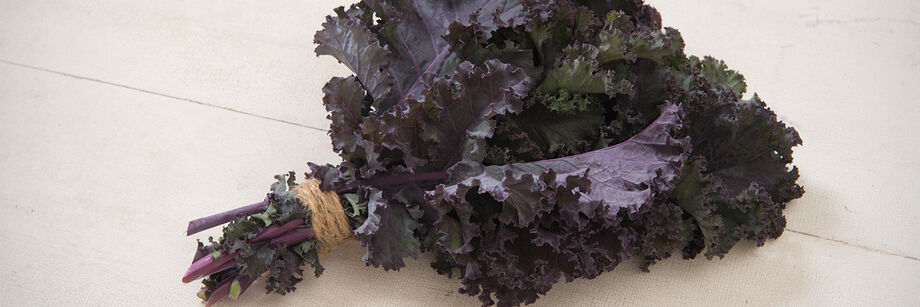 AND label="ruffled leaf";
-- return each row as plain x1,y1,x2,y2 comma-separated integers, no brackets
362,59,533,173
314,6,395,104
354,187,420,270
596,11,684,66
367,0,528,110
435,103,686,220
322,76,368,159
427,104,687,306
